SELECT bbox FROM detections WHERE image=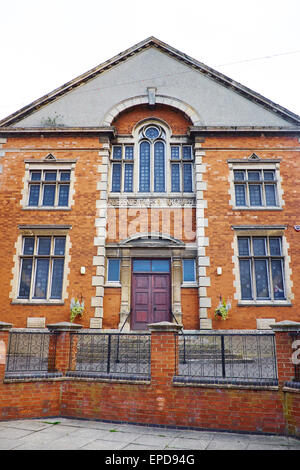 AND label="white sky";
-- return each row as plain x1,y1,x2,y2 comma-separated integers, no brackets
0,0,299,122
